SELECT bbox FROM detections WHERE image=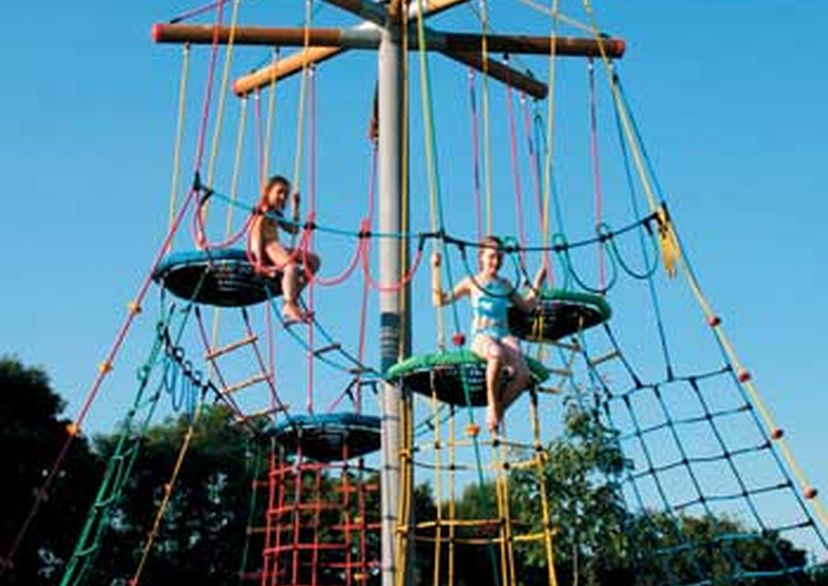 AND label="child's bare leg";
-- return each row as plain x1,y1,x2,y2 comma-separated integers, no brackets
500,337,532,411
281,262,305,321
294,251,321,296
264,243,305,322
473,335,504,433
